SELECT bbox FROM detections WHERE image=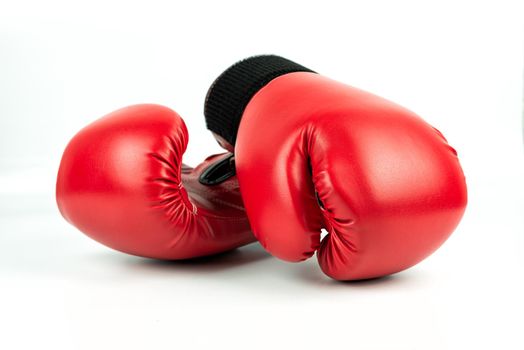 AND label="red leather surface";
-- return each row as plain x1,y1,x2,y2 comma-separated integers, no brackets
235,72,467,280
56,104,255,259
